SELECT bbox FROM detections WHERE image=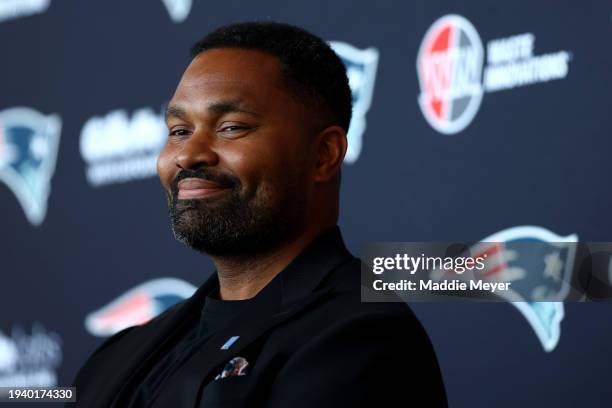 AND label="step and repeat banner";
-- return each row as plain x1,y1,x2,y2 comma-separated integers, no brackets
1,1,611,406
